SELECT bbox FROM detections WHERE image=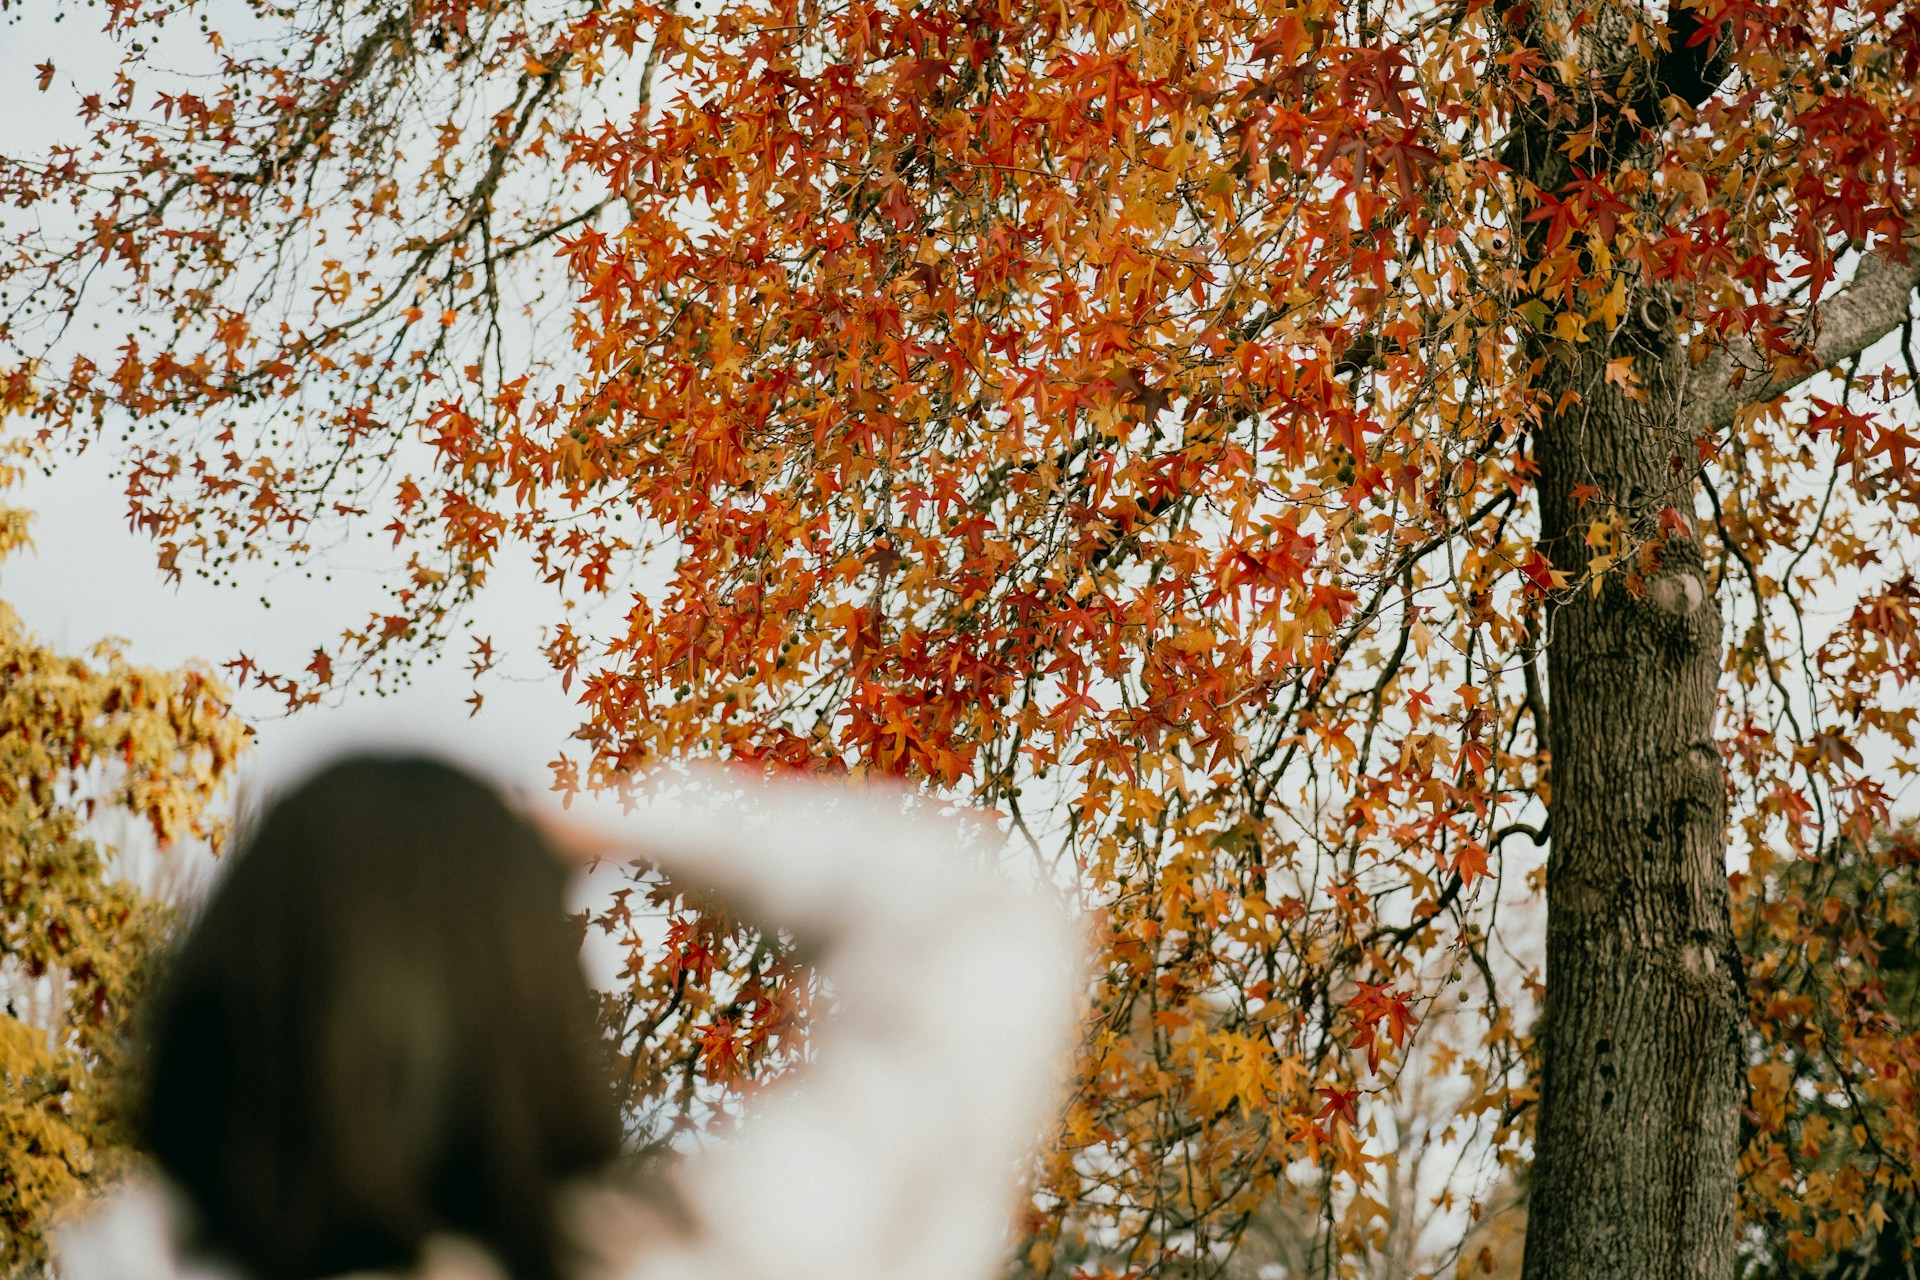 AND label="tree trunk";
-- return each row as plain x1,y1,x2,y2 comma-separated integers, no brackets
1513,13,1744,1275
1521,308,1743,1278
